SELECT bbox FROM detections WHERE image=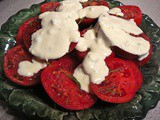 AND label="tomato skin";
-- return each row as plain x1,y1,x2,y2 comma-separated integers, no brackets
41,55,97,110
118,5,142,26
78,0,109,28
3,45,41,86
16,25,24,45
40,2,60,13
91,58,136,103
